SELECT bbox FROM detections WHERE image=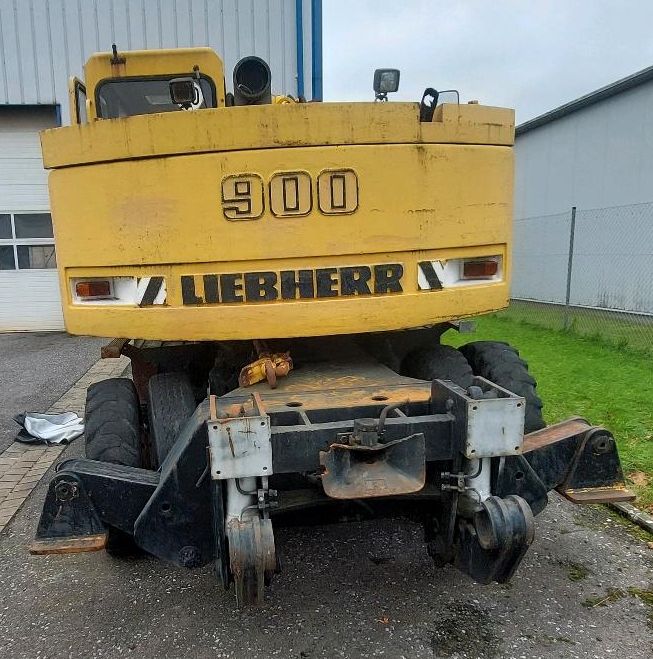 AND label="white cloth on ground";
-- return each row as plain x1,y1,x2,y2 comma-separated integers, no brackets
21,412,84,444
